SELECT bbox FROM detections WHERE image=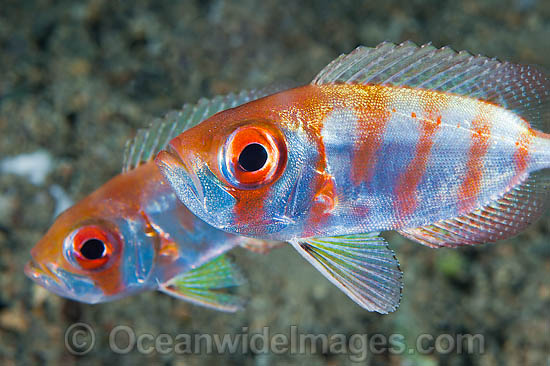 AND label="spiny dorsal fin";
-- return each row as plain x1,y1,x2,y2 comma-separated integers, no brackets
159,255,247,312
122,85,286,172
312,41,550,132
290,233,402,314
399,169,550,248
